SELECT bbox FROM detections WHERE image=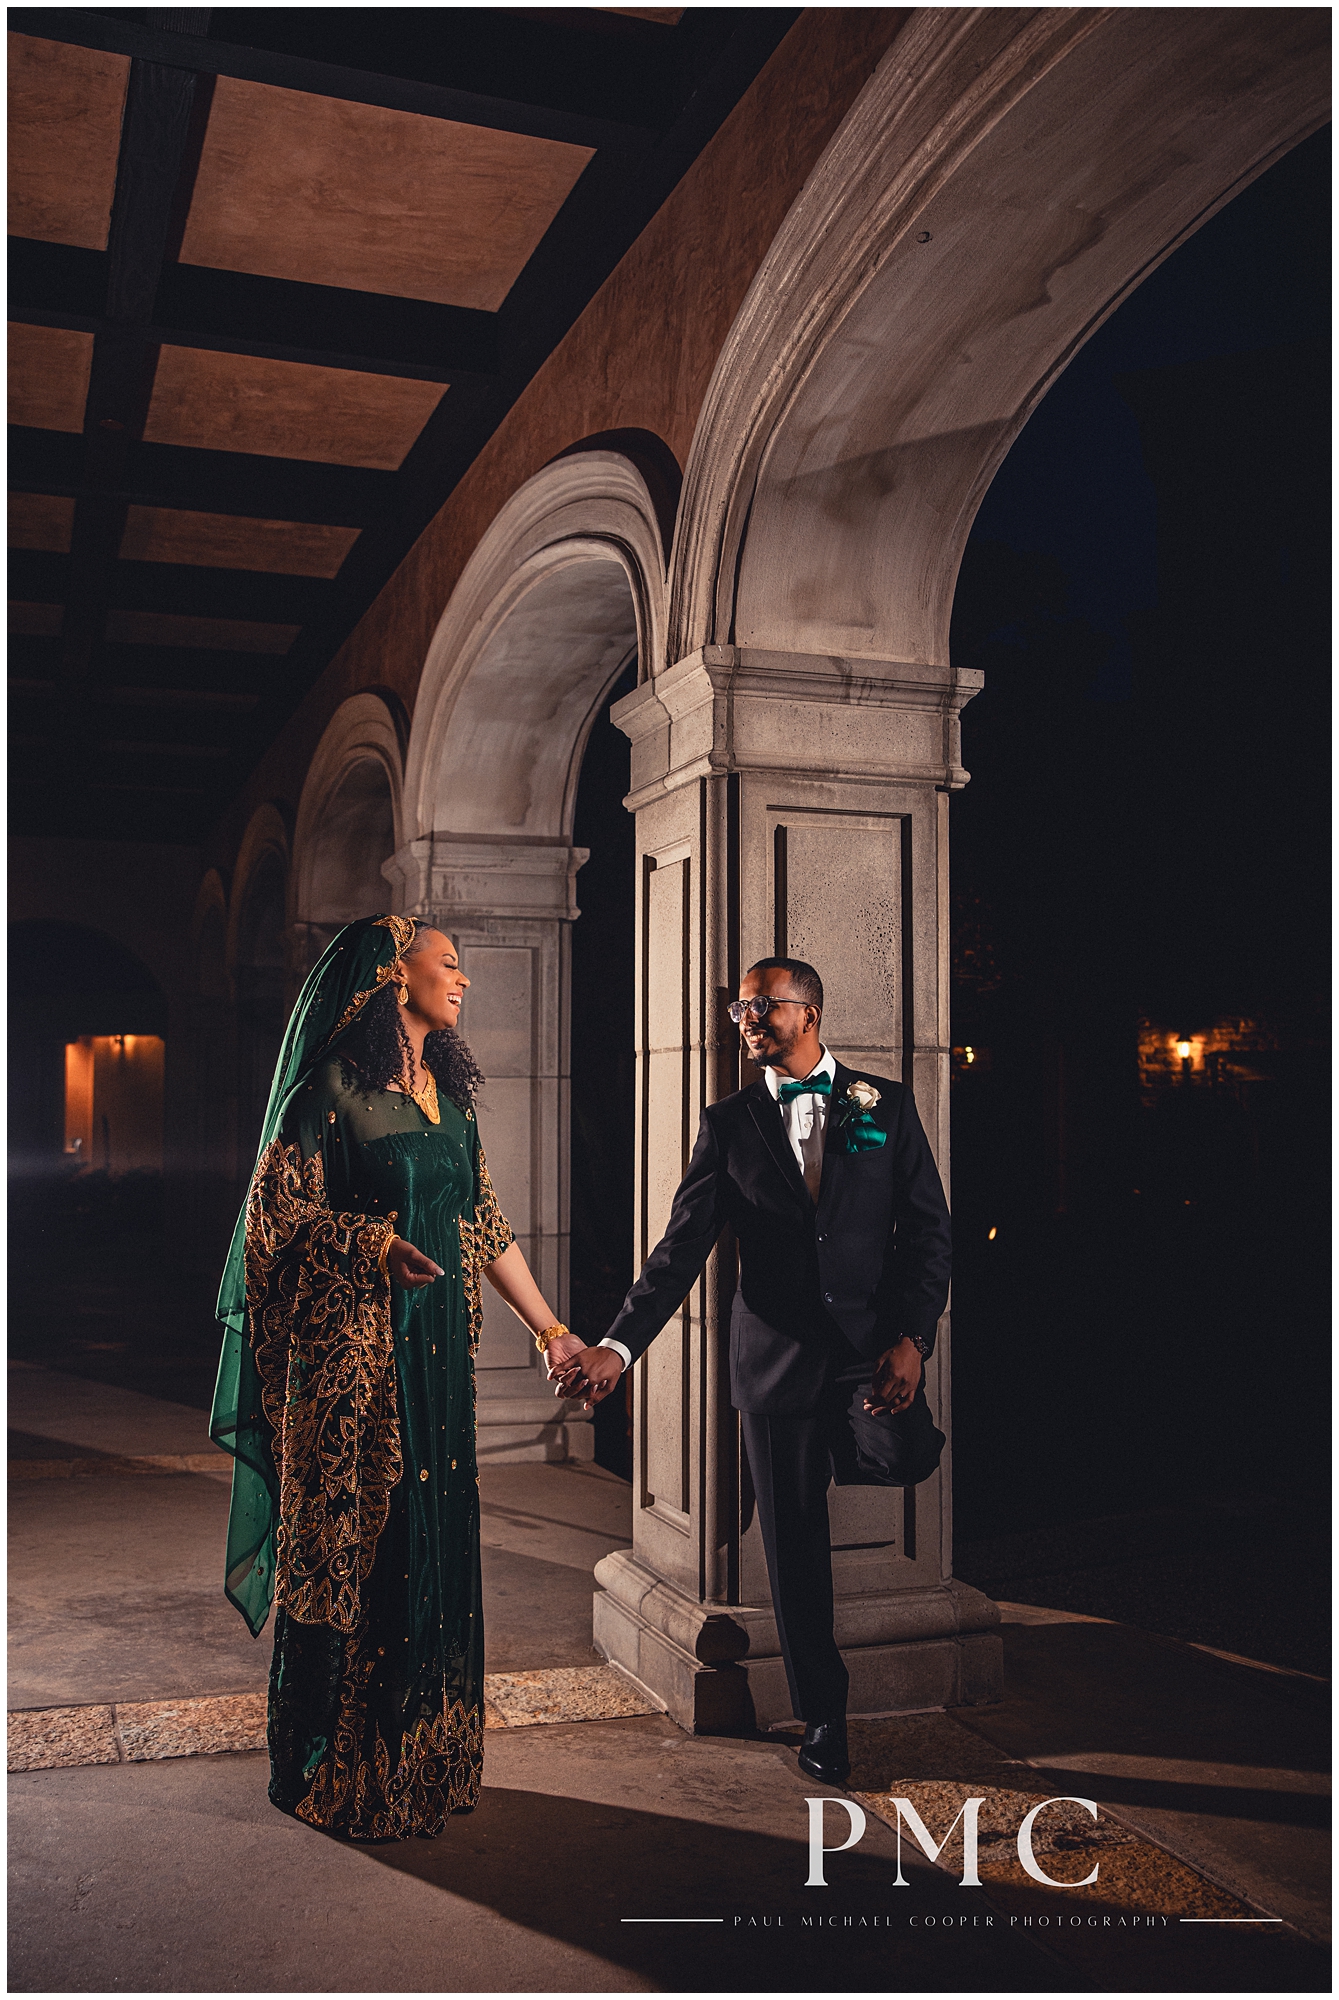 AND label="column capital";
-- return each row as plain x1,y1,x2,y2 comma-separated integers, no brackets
612,646,983,808
383,834,589,925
